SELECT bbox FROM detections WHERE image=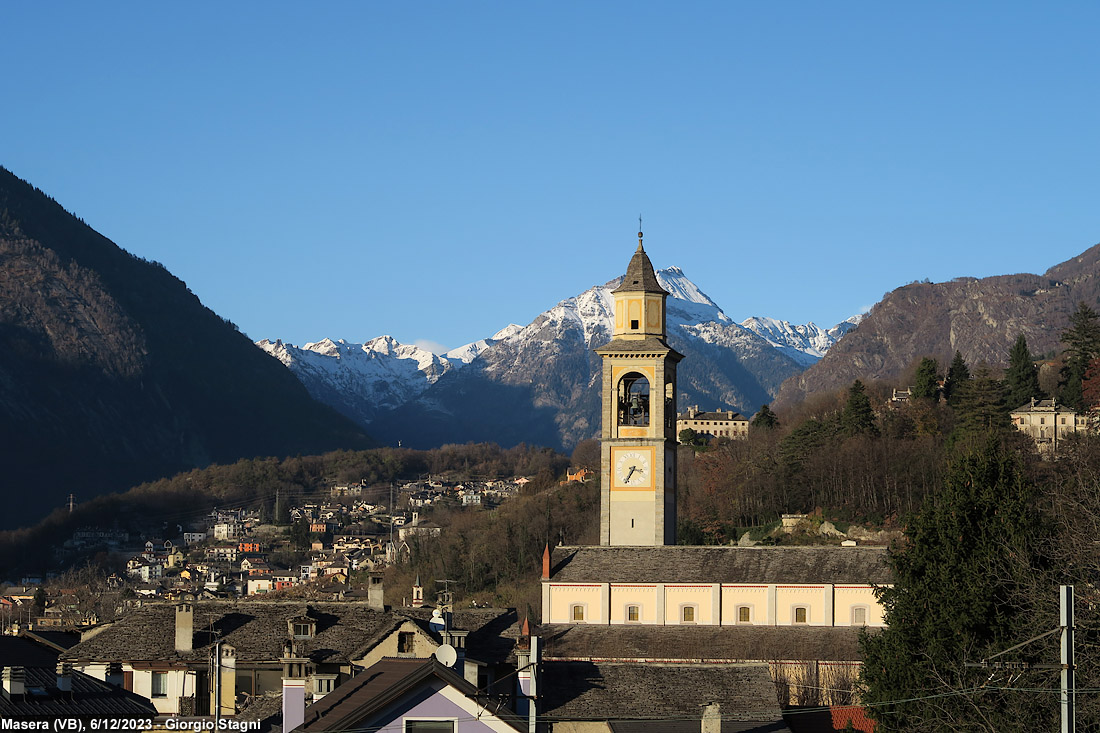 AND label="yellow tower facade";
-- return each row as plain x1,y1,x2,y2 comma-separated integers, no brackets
596,234,683,546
